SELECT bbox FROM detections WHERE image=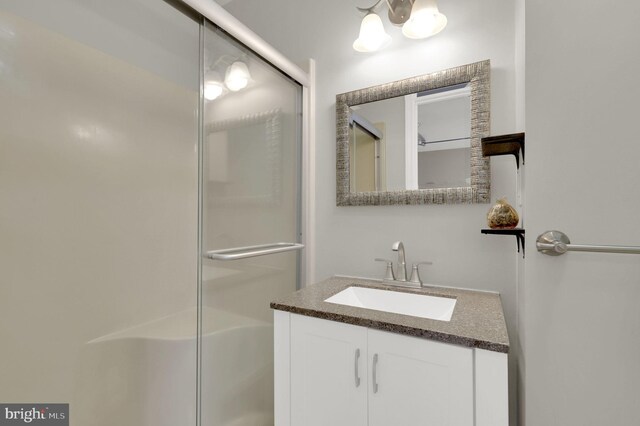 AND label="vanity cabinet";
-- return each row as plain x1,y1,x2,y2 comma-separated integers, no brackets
367,328,473,426
289,314,367,426
276,312,504,426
